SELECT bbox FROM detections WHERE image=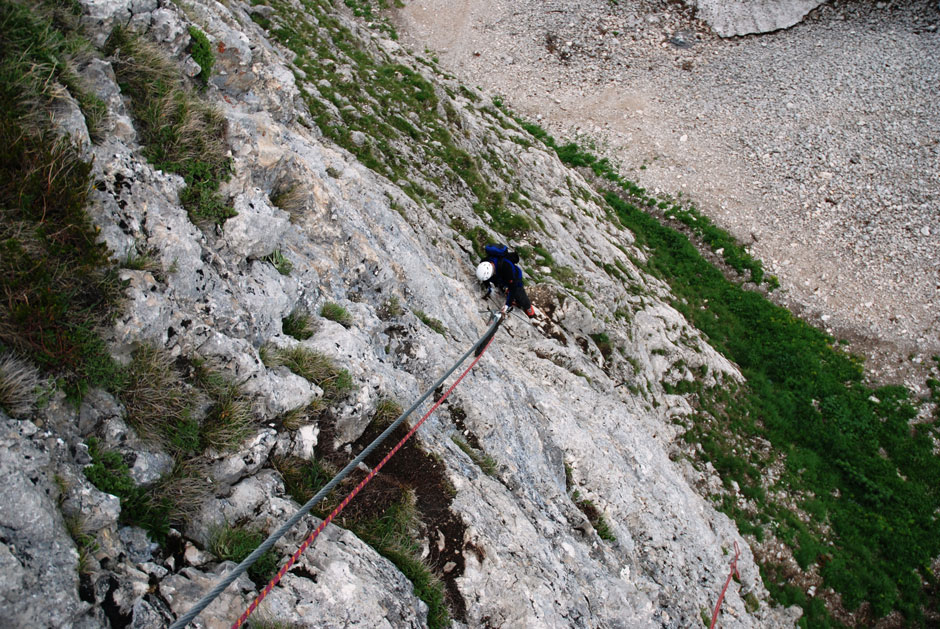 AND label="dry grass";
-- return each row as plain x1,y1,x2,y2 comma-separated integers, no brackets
119,345,191,446
157,460,214,525
202,393,255,451
0,352,41,417
270,184,308,222
372,397,403,427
